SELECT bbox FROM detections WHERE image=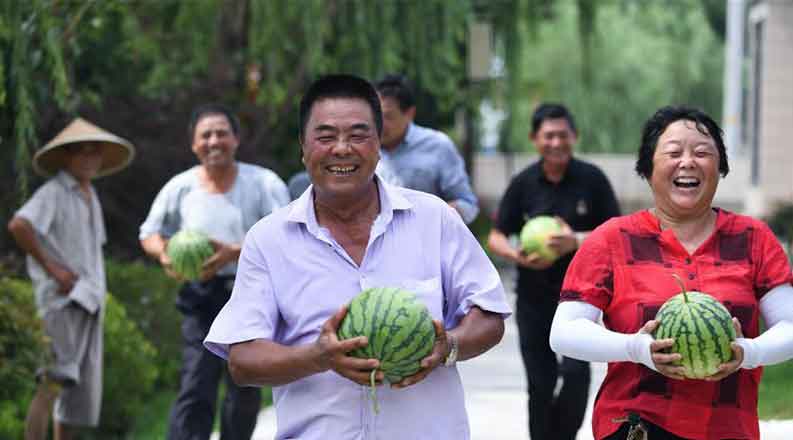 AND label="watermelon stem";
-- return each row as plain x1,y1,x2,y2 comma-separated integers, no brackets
671,273,689,303
369,369,379,414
